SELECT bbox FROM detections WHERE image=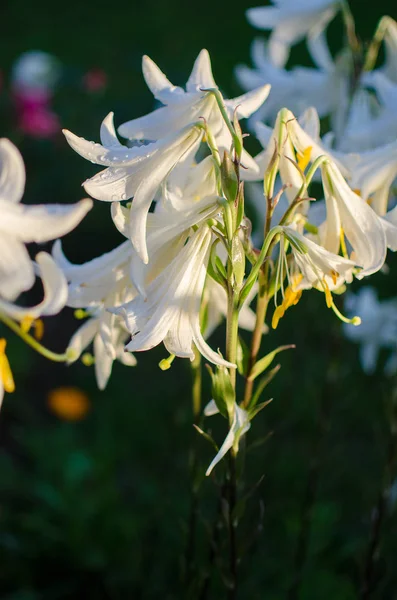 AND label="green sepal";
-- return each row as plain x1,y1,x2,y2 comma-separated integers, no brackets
236,182,245,229
248,344,295,382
